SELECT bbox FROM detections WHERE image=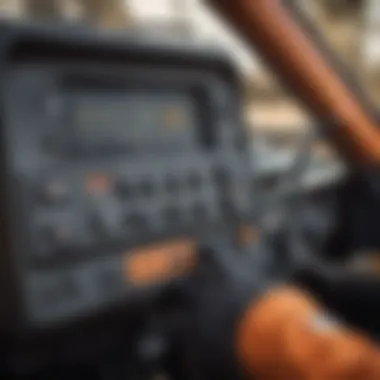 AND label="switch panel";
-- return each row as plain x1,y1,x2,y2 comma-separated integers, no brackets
0,20,252,330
